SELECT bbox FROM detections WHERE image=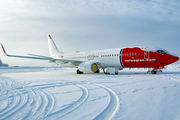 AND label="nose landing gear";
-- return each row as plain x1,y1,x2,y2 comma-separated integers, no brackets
147,68,163,74
151,70,157,74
